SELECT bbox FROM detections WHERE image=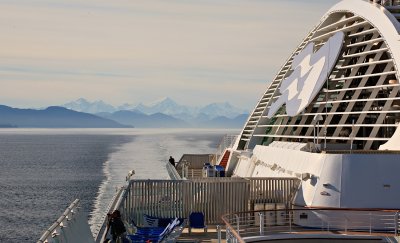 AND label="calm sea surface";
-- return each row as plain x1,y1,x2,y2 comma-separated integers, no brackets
0,128,237,242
